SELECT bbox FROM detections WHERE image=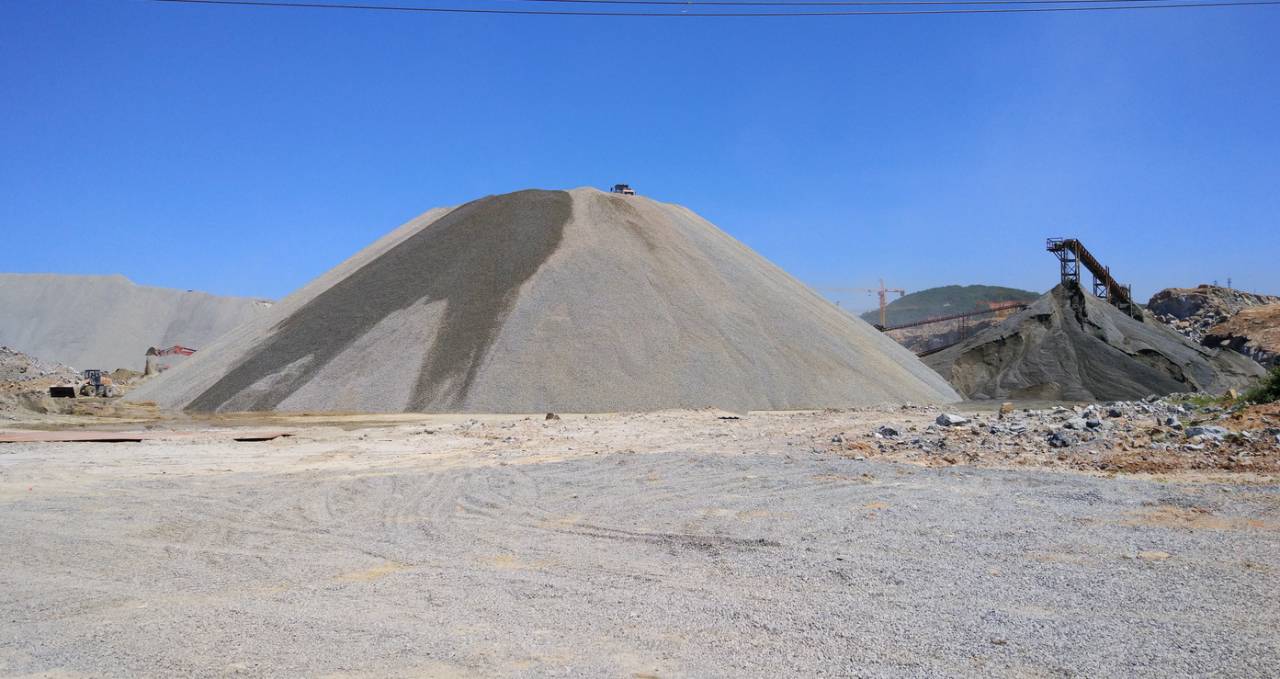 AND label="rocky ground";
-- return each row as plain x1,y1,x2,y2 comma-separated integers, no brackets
1,405,1278,677
826,398,1280,475
1148,284,1280,344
